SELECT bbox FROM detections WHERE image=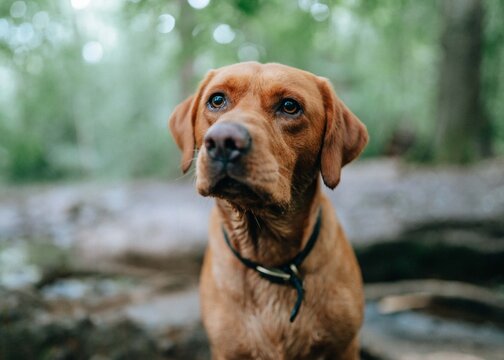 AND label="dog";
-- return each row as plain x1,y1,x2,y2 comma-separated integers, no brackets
169,62,368,359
